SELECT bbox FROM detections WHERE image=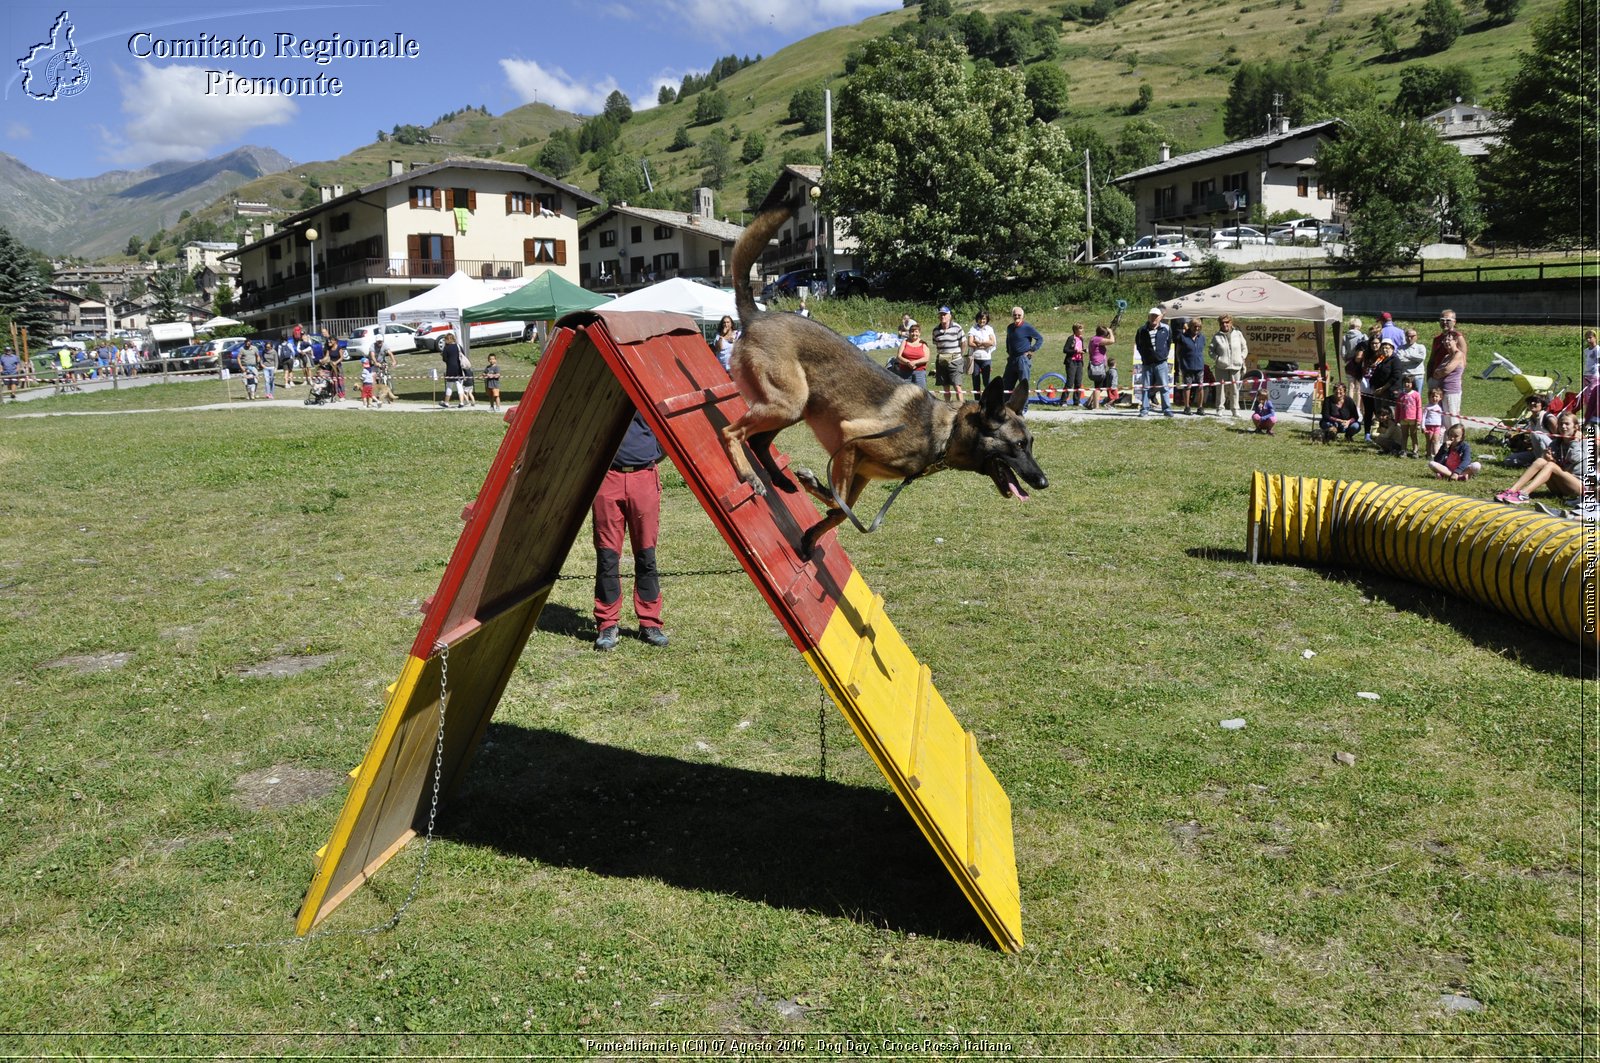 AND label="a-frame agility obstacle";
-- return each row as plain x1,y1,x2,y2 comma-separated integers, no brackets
297,311,1023,952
